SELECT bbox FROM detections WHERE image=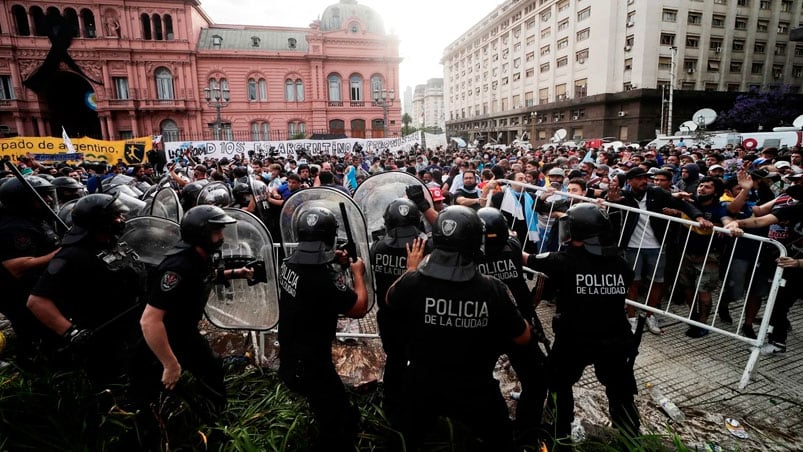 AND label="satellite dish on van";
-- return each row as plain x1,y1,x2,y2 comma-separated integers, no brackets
554,128,568,140
692,108,717,126
679,121,698,132
793,114,803,129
